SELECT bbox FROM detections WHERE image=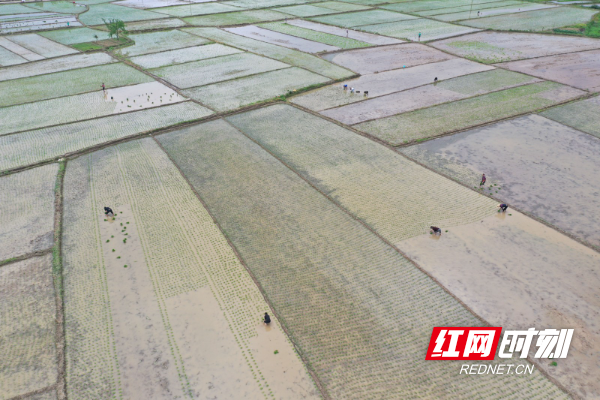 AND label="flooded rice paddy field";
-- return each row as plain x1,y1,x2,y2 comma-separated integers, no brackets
1,0,599,398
